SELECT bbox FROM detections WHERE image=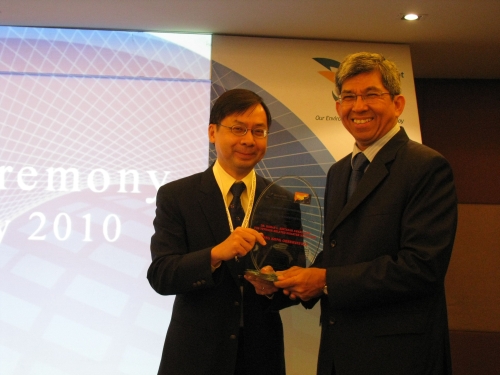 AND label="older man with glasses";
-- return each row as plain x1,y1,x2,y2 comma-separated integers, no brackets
275,52,458,375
